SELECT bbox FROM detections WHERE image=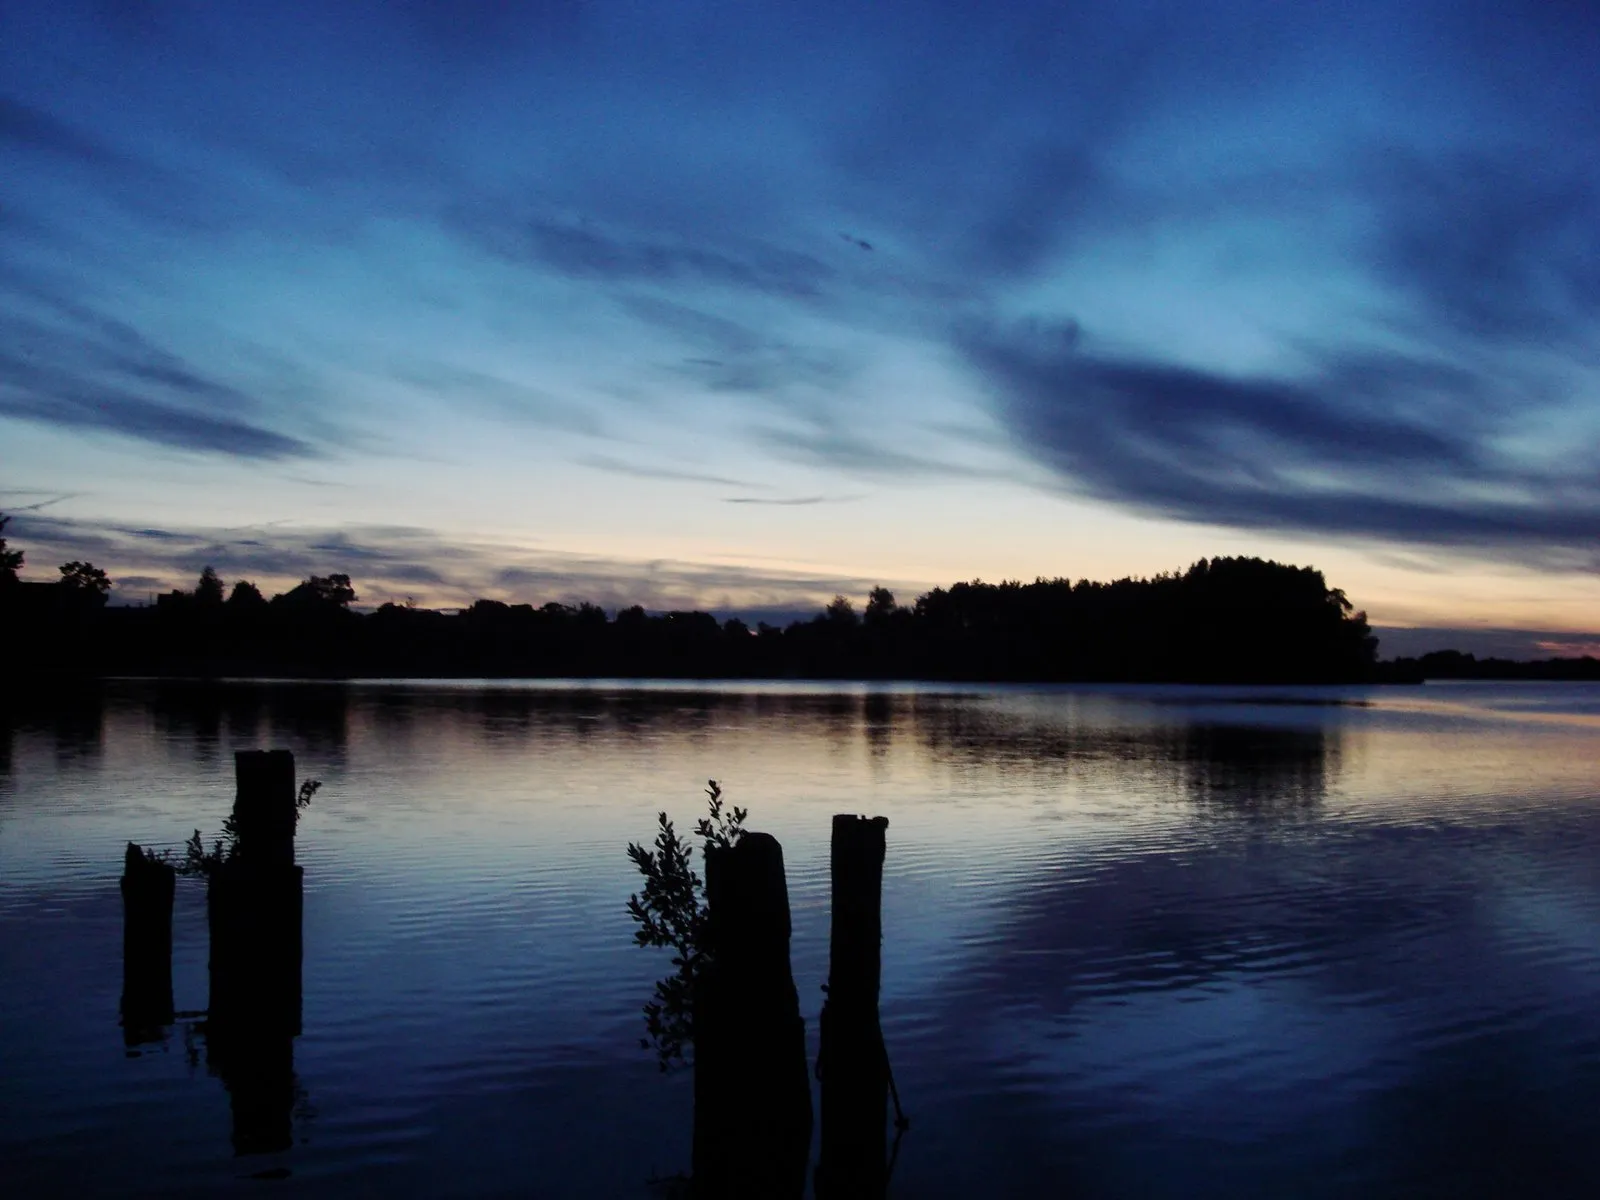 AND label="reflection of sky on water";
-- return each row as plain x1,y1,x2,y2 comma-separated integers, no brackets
2,681,1600,1195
